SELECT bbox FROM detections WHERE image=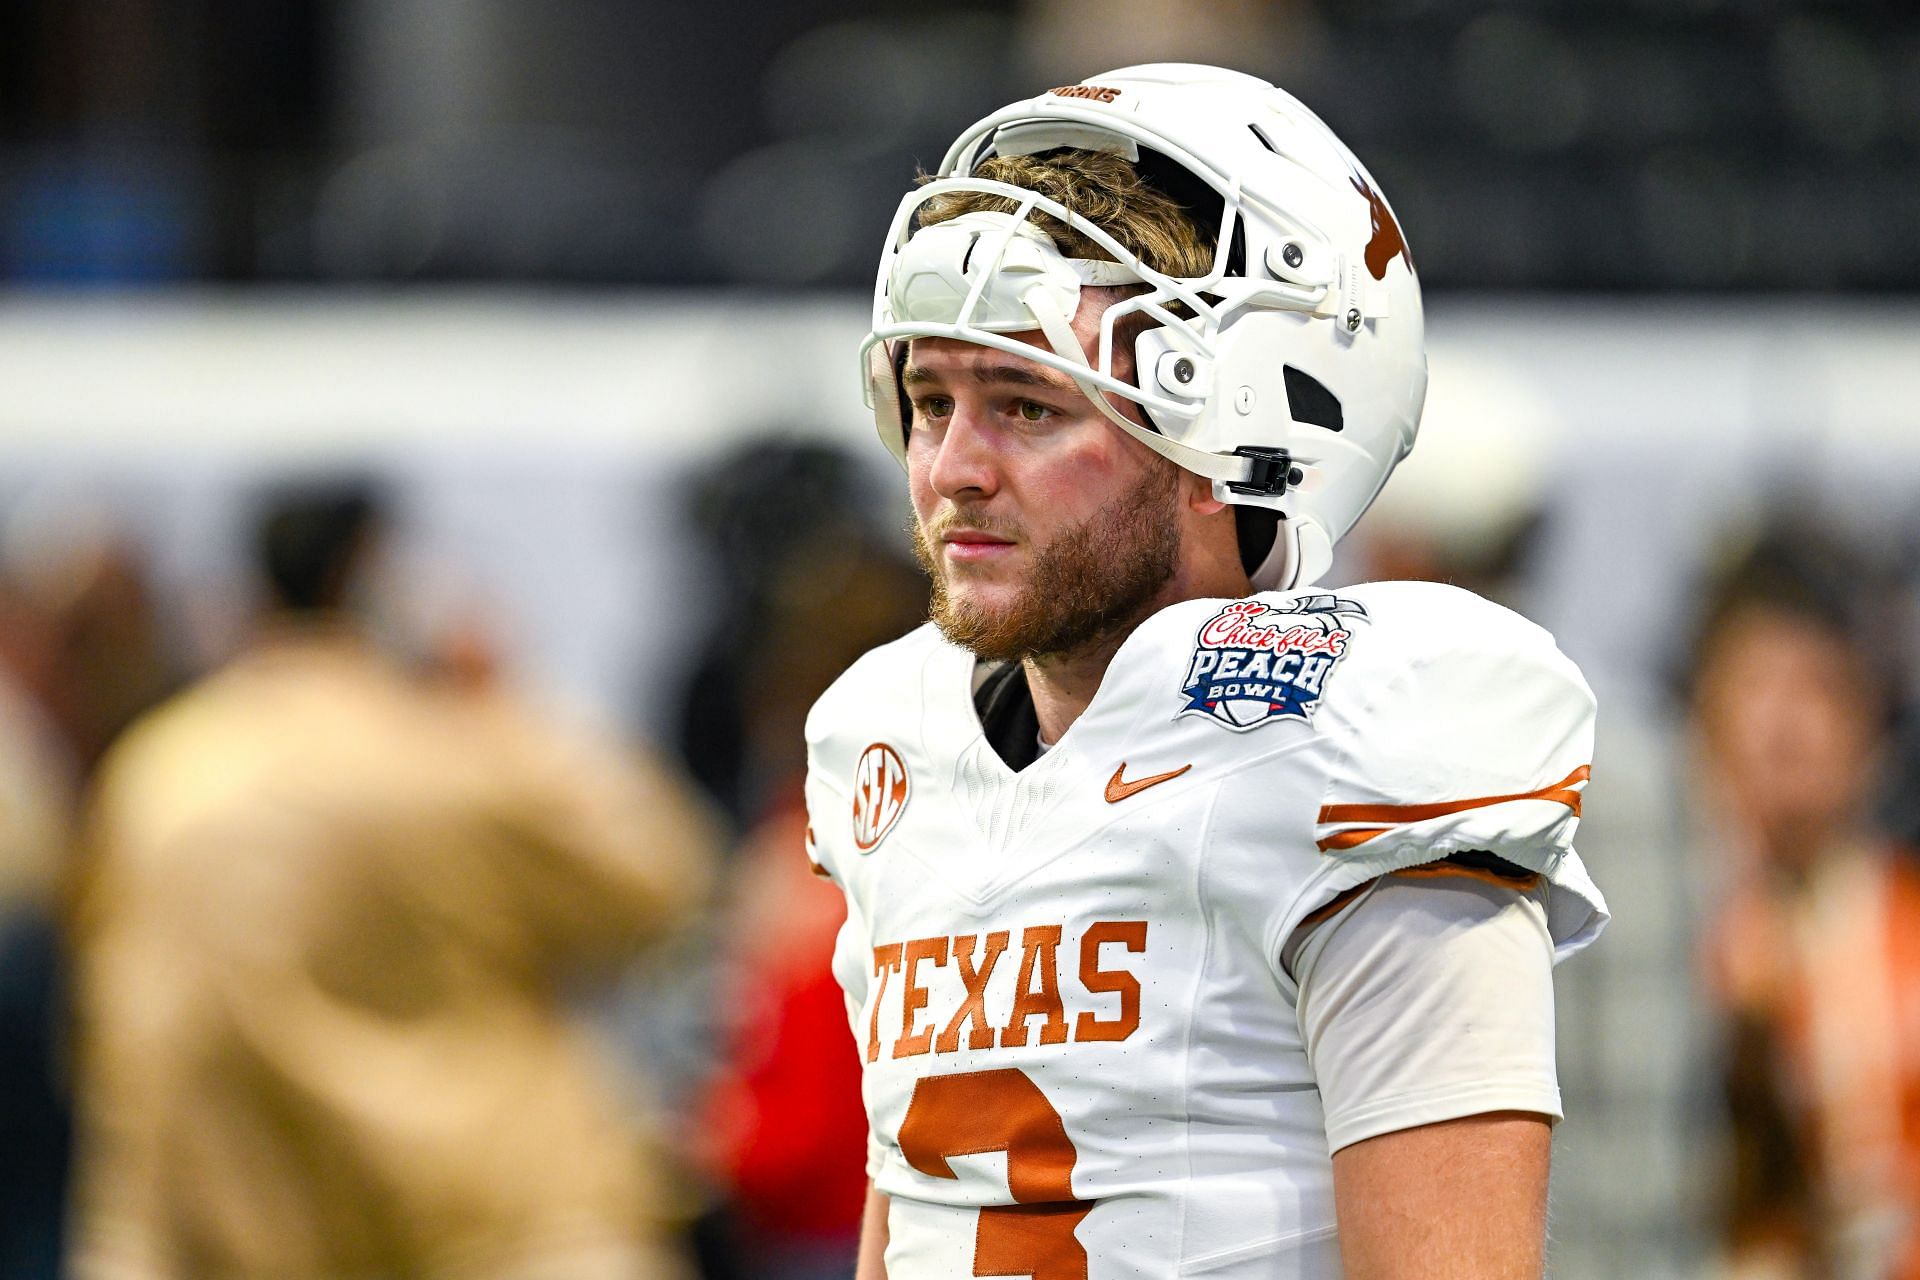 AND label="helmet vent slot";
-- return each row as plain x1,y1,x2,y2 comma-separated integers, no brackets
1247,122,1279,154
1283,366,1343,432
